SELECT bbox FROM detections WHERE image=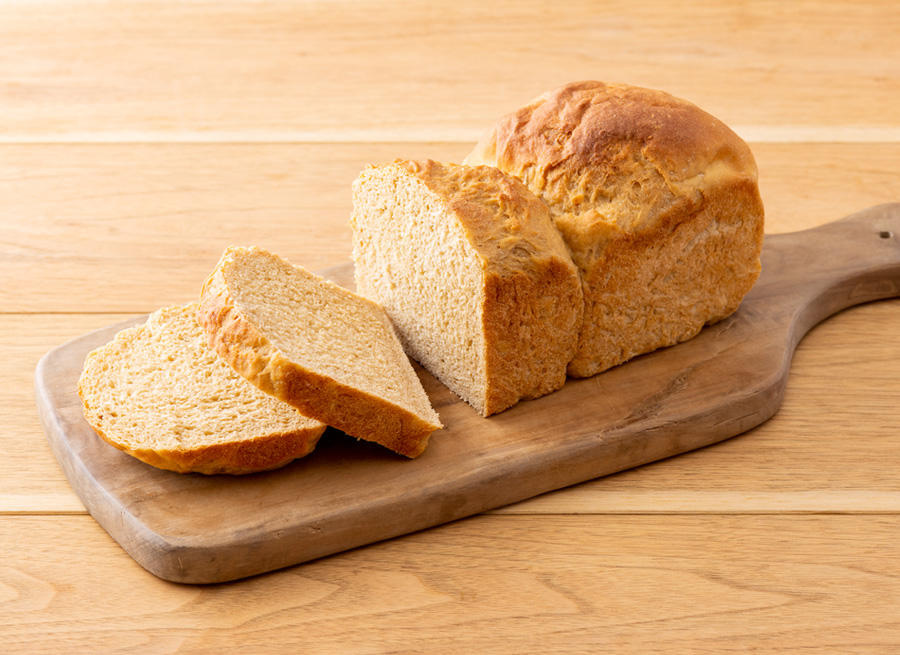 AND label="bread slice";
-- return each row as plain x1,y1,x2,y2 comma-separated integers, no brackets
197,246,442,458
350,159,583,417
78,303,326,475
465,81,765,378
